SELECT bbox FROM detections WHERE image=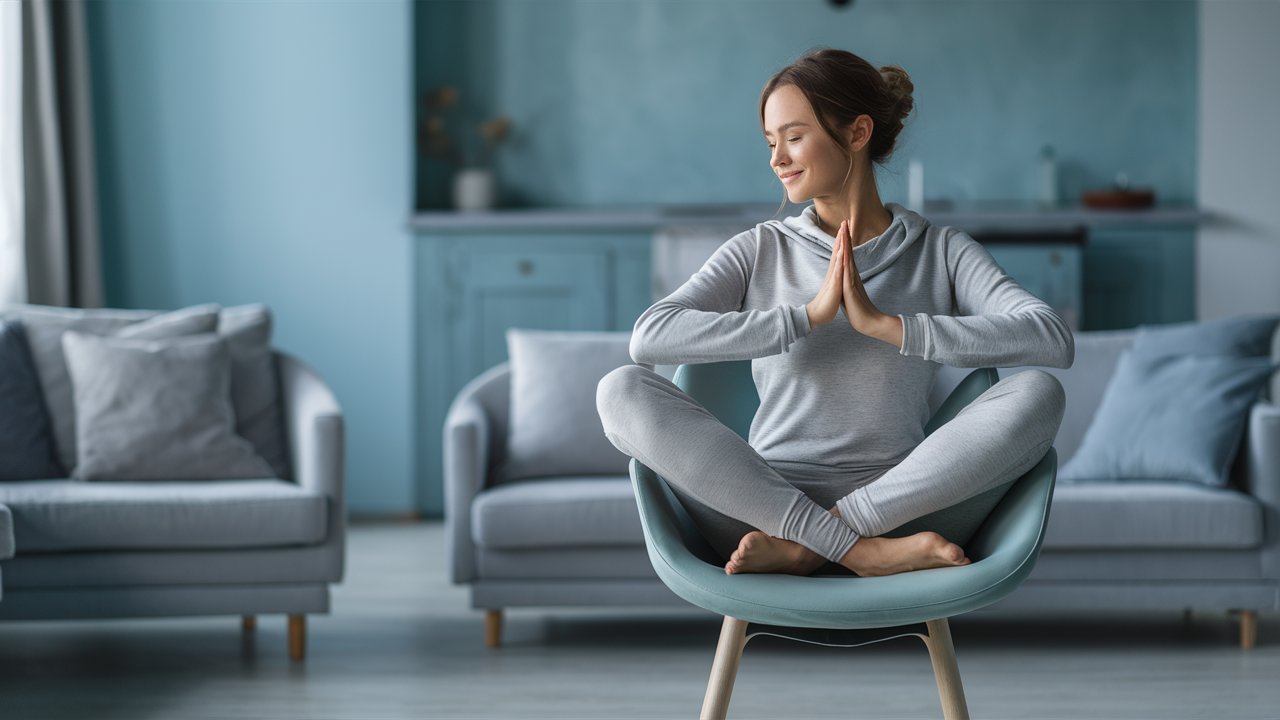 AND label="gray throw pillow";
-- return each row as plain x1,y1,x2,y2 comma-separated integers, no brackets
498,329,636,483
0,320,62,480
8,303,220,472
61,331,275,481
219,304,290,479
